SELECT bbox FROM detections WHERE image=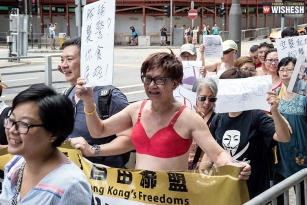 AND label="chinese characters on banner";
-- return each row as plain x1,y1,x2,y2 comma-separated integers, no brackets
276,35,307,60
81,0,115,87
0,146,250,205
